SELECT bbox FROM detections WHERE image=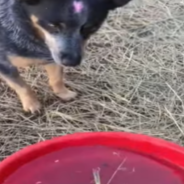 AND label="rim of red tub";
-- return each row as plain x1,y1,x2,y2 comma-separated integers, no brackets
0,132,184,183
